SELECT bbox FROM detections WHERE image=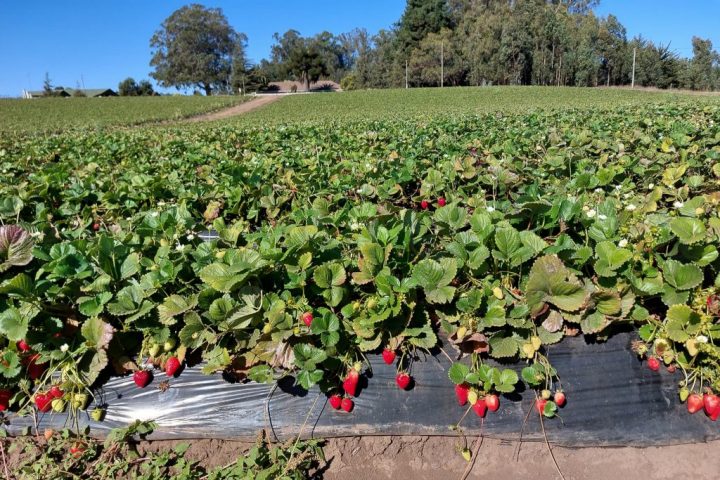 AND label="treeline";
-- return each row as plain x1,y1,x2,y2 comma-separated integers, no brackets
257,0,720,91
